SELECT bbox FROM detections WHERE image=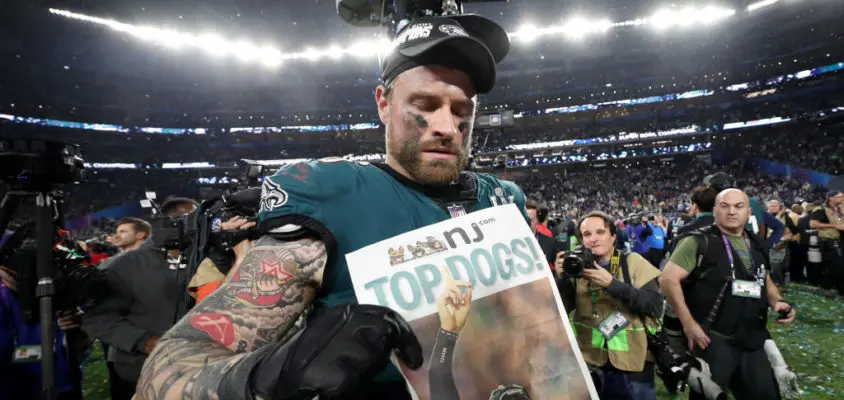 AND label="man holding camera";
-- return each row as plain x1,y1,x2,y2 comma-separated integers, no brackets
134,13,523,400
660,189,796,399
554,211,663,399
